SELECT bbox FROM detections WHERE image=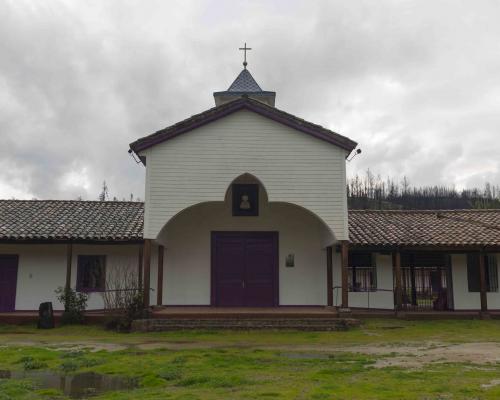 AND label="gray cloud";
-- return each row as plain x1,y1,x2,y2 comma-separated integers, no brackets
0,0,498,200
